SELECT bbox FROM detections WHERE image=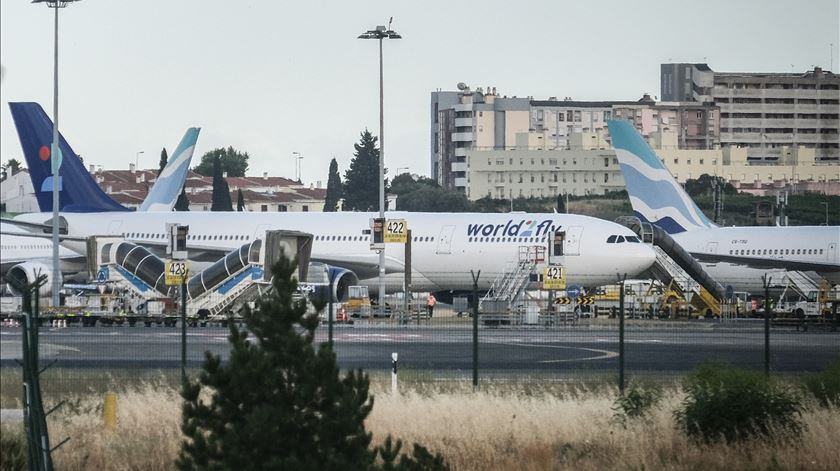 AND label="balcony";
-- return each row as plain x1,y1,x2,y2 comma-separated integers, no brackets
451,132,474,142
451,162,468,172
453,103,473,112
454,147,467,157
453,177,467,188
454,117,472,128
